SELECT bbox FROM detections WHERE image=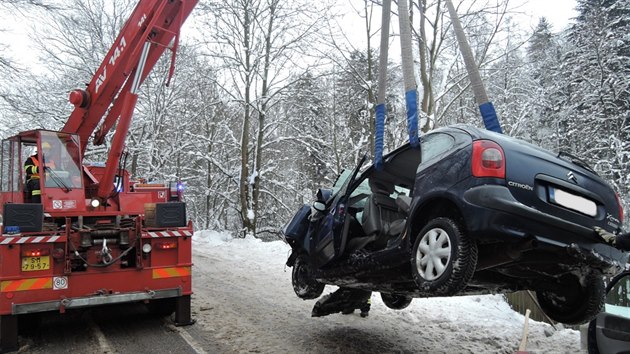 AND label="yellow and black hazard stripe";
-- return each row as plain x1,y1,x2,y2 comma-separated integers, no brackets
152,267,191,279
1,278,52,292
